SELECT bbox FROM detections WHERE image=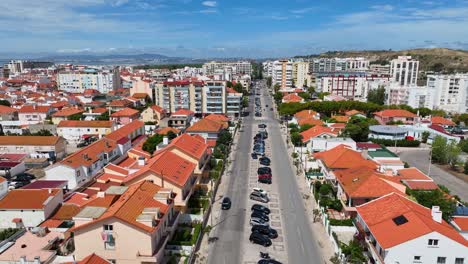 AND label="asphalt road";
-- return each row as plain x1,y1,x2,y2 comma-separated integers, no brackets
398,149,468,201
261,86,324,264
